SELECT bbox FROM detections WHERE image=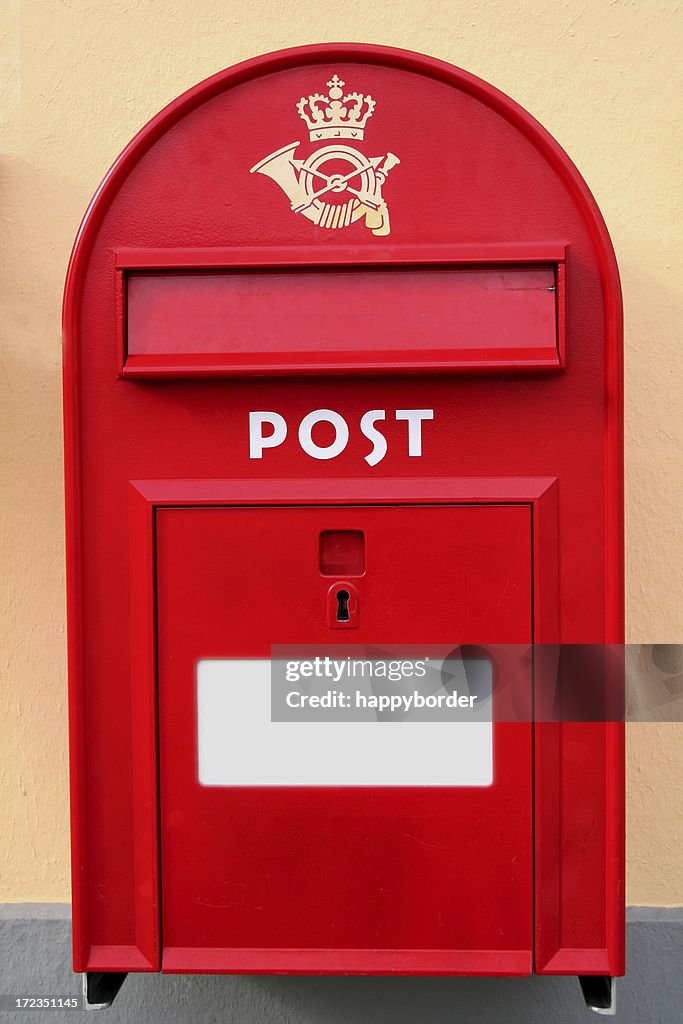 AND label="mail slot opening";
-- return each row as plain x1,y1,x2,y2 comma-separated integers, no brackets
121,258,564,377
